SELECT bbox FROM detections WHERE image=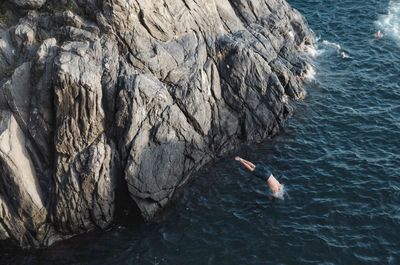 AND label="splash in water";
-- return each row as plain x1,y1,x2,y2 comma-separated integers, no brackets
303,64,316,81
376,0,400,44
272,184,286,200
321,39,342,50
